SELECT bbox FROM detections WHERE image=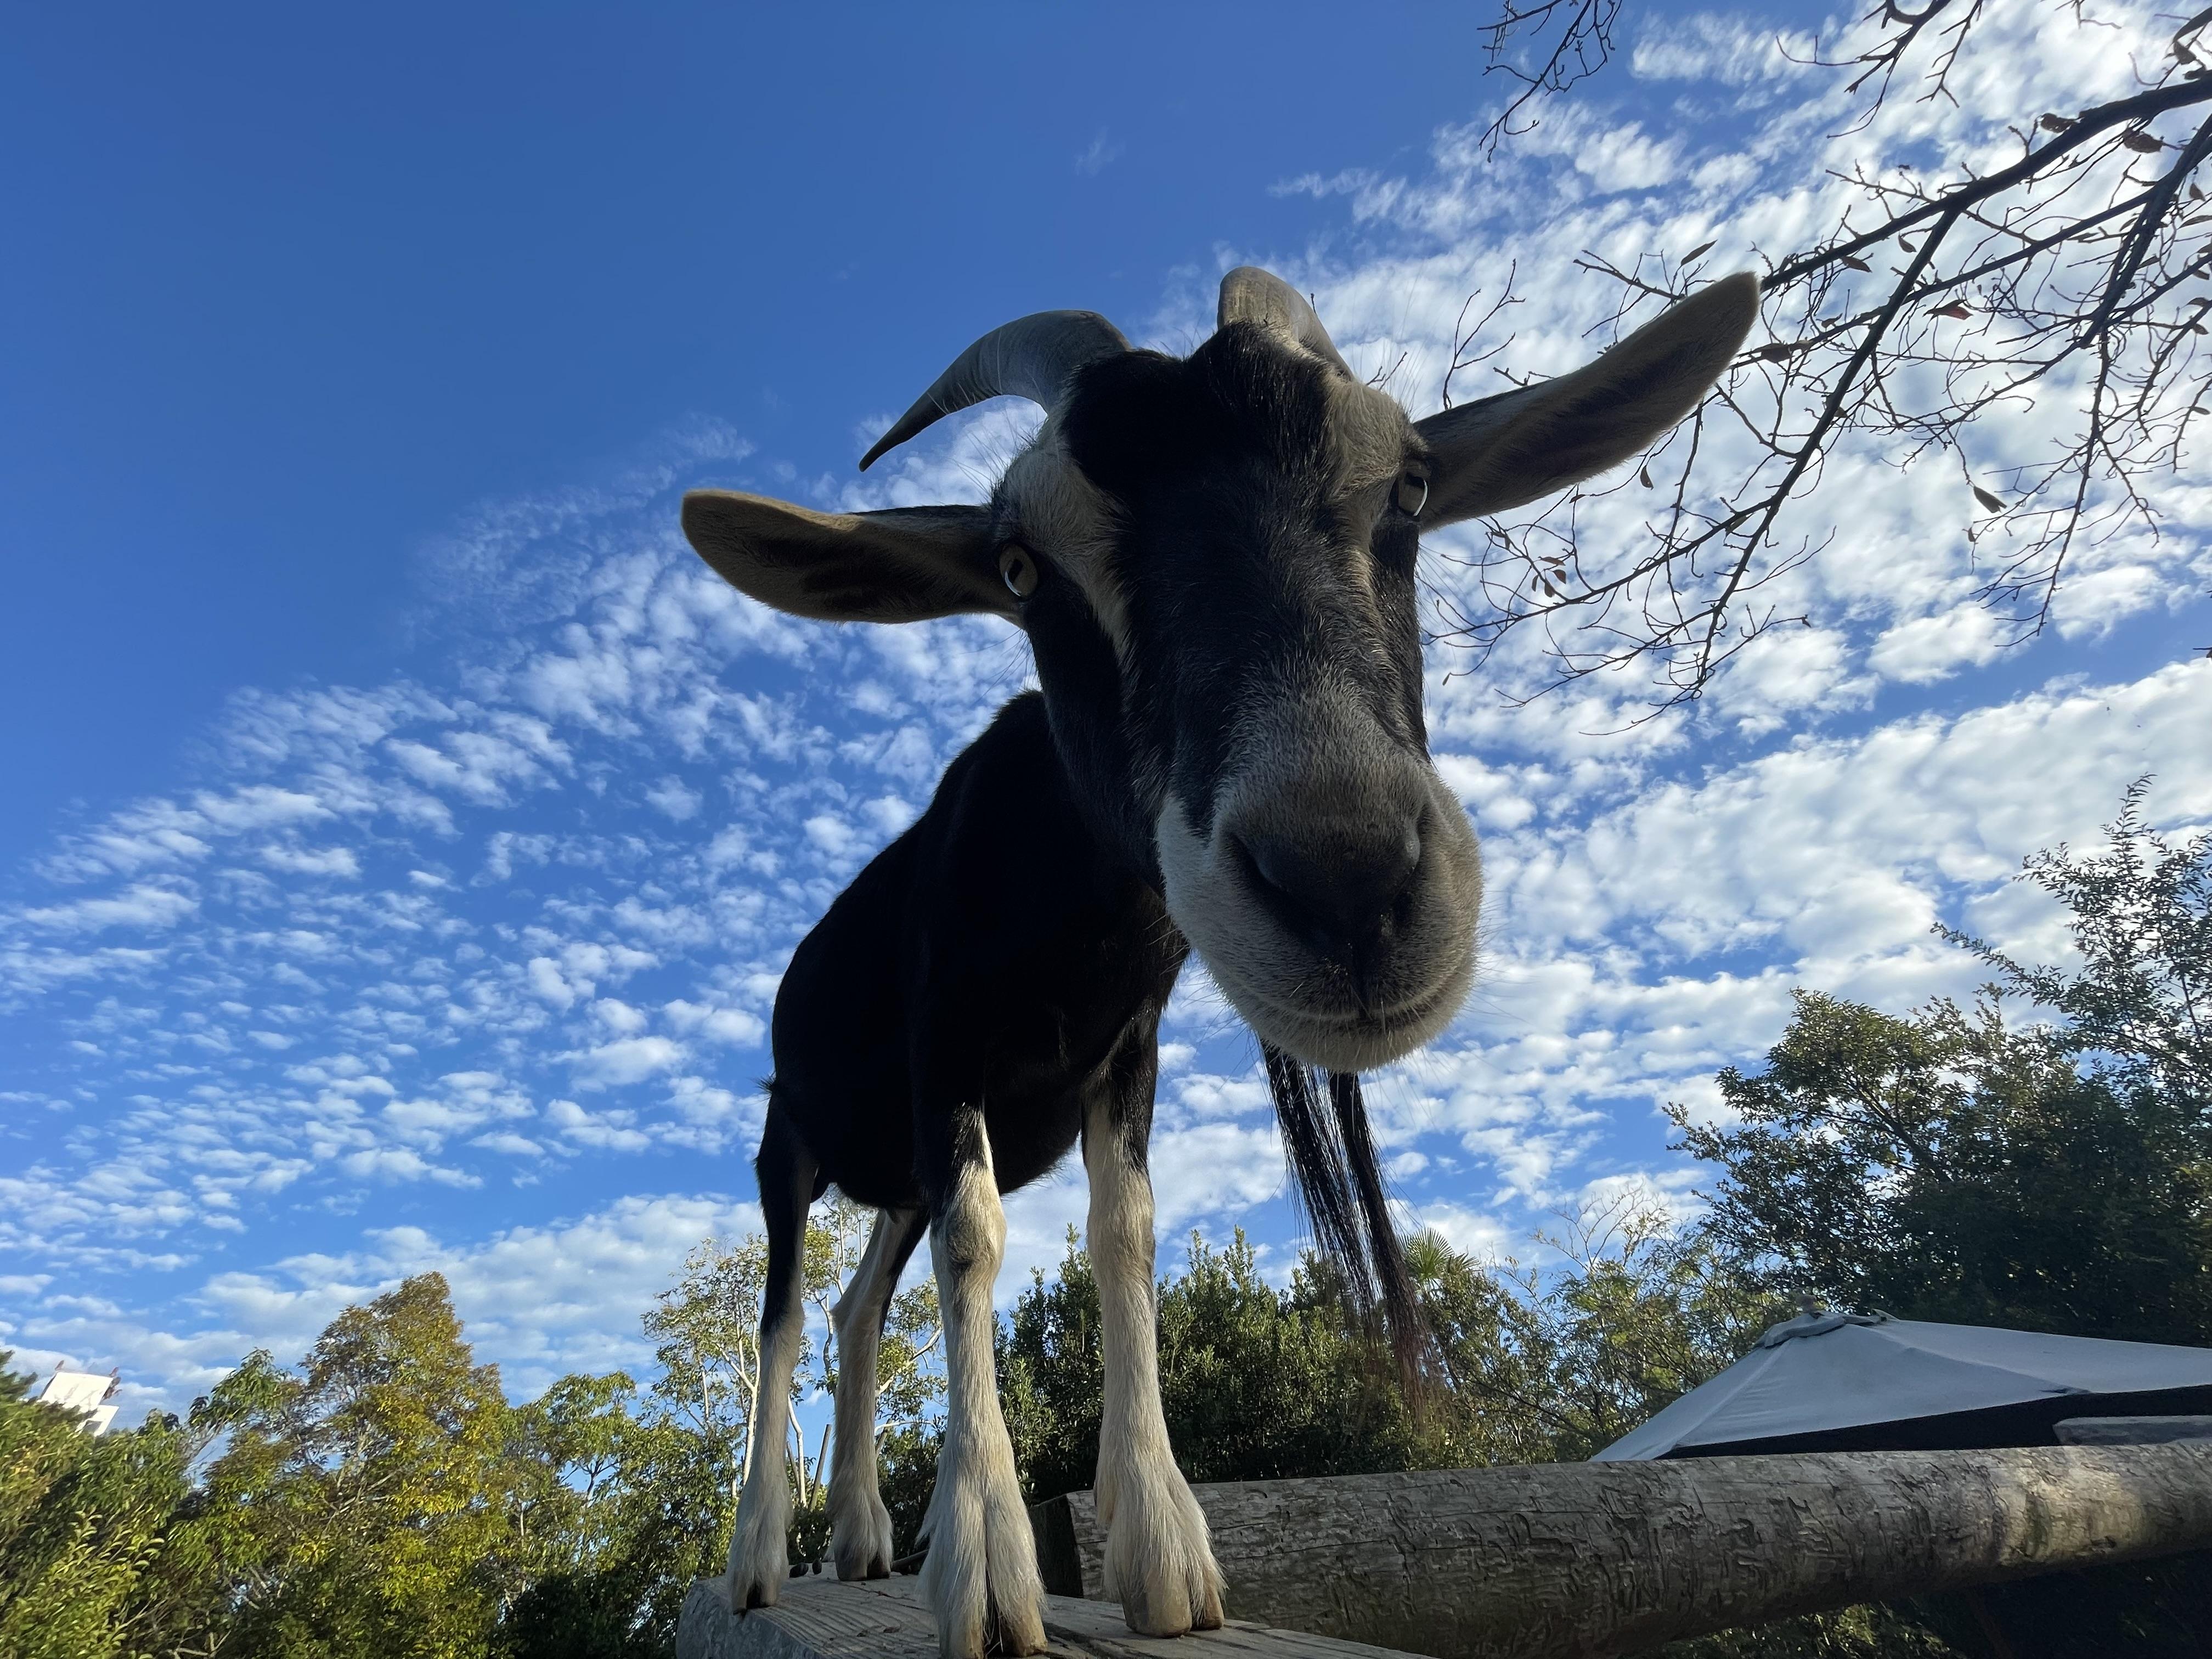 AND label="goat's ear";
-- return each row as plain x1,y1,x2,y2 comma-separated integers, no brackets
681,492,1014,624
1414,273,1759,527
